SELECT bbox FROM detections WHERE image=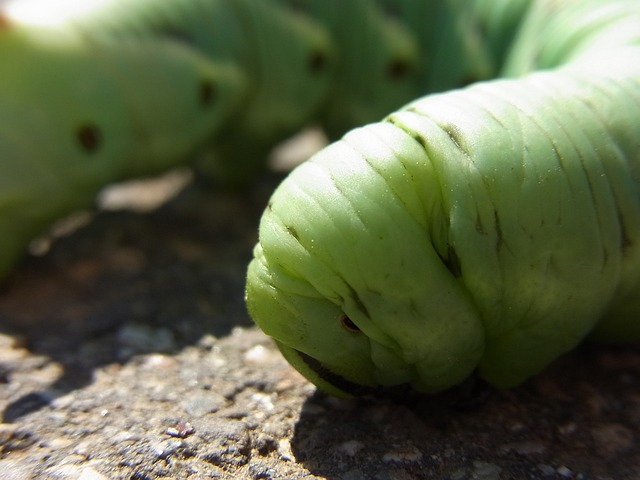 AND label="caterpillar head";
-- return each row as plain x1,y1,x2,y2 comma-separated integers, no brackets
246,123,485,396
